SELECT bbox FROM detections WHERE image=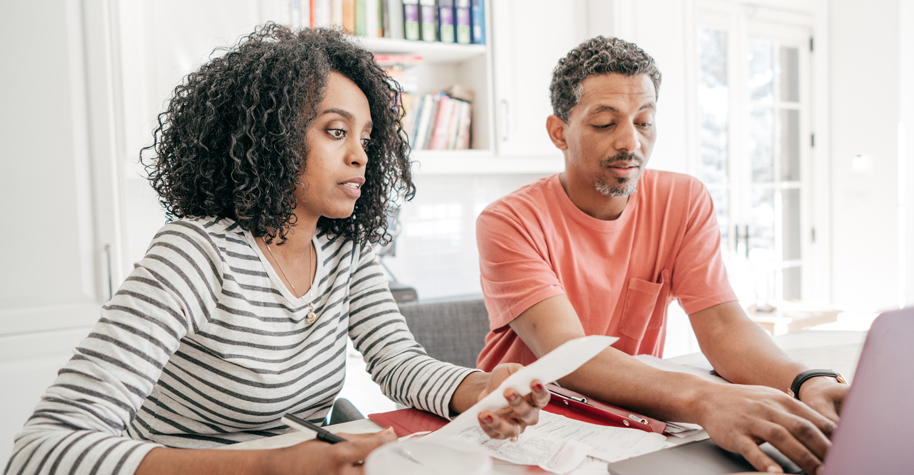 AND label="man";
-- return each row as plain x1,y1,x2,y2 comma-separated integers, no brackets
476,36,848,475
